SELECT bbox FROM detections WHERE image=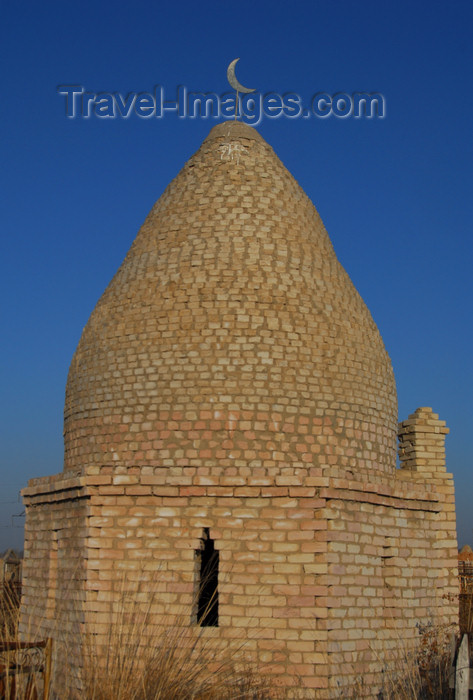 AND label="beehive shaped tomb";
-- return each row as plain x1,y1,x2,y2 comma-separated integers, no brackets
21,121,458,699
64,121,397,478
